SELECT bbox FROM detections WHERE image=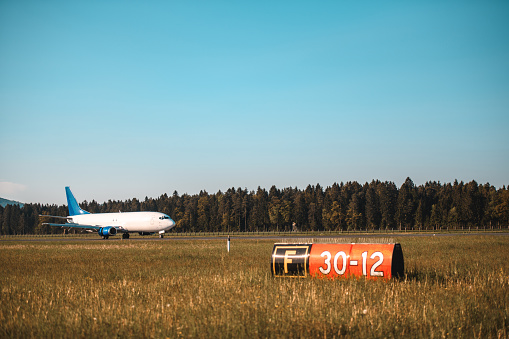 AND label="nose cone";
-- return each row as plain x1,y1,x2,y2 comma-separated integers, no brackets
164,216,175,230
